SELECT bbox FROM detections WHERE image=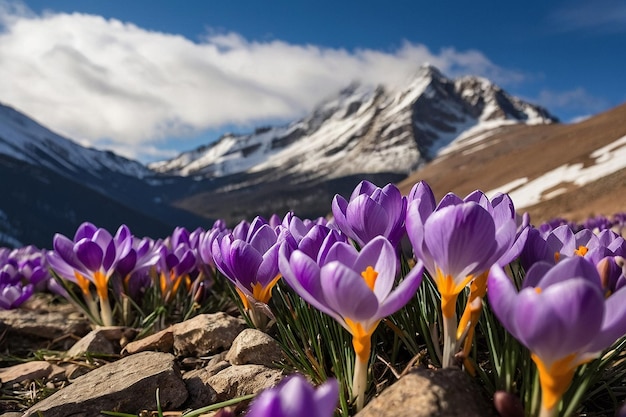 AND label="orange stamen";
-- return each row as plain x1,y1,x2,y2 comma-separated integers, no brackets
531,353,578,410
93,270,109,300
361,266,378,291
251,274,282,305
574,245,588,257
435,267,474,318
73,271,92,296
345,318,379,362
